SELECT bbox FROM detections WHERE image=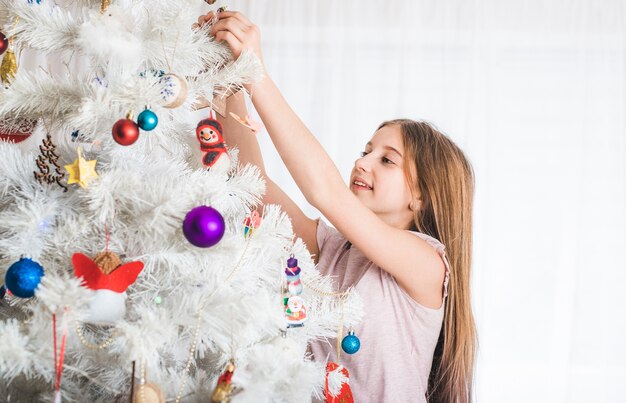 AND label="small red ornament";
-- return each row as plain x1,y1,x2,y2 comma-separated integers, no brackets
112,118,140,146
0,32,8,56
